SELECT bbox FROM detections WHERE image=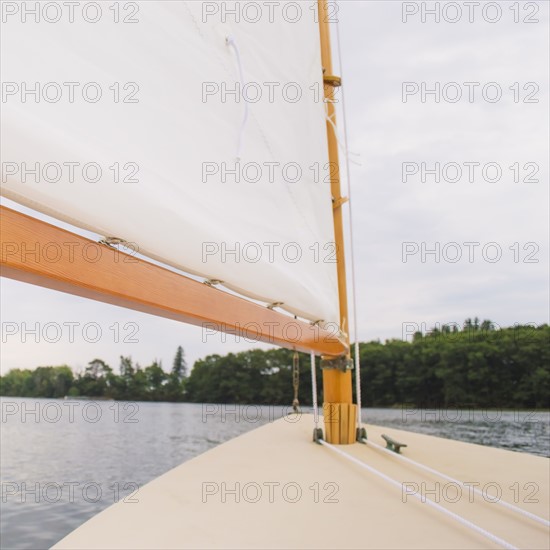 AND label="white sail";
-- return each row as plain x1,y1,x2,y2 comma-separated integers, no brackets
1,1,339,327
